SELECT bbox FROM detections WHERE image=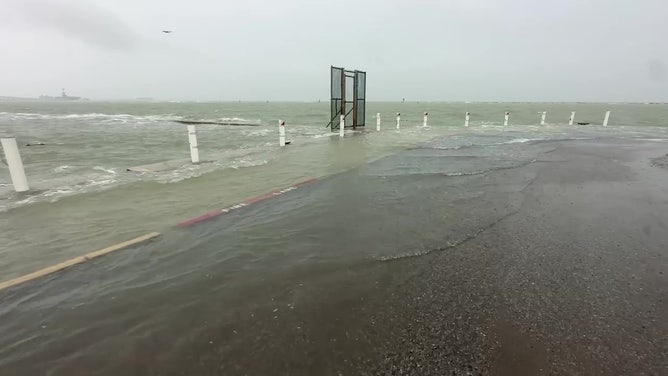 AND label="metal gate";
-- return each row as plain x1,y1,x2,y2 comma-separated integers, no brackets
329,66,366,131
